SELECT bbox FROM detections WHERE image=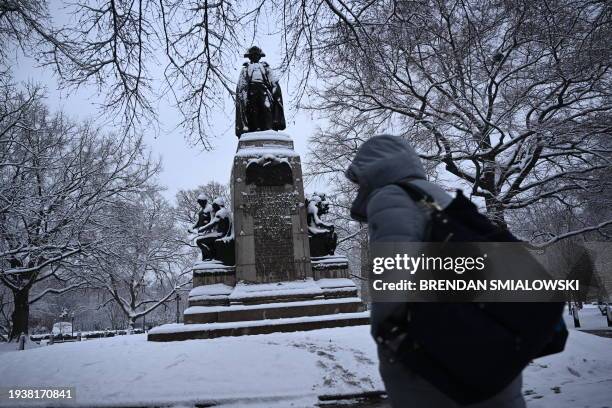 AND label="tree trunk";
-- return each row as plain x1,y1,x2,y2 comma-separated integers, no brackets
484,196,507,229
572,303,581,328
9,288,30,341
480,164,507,229
128,317,136,334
